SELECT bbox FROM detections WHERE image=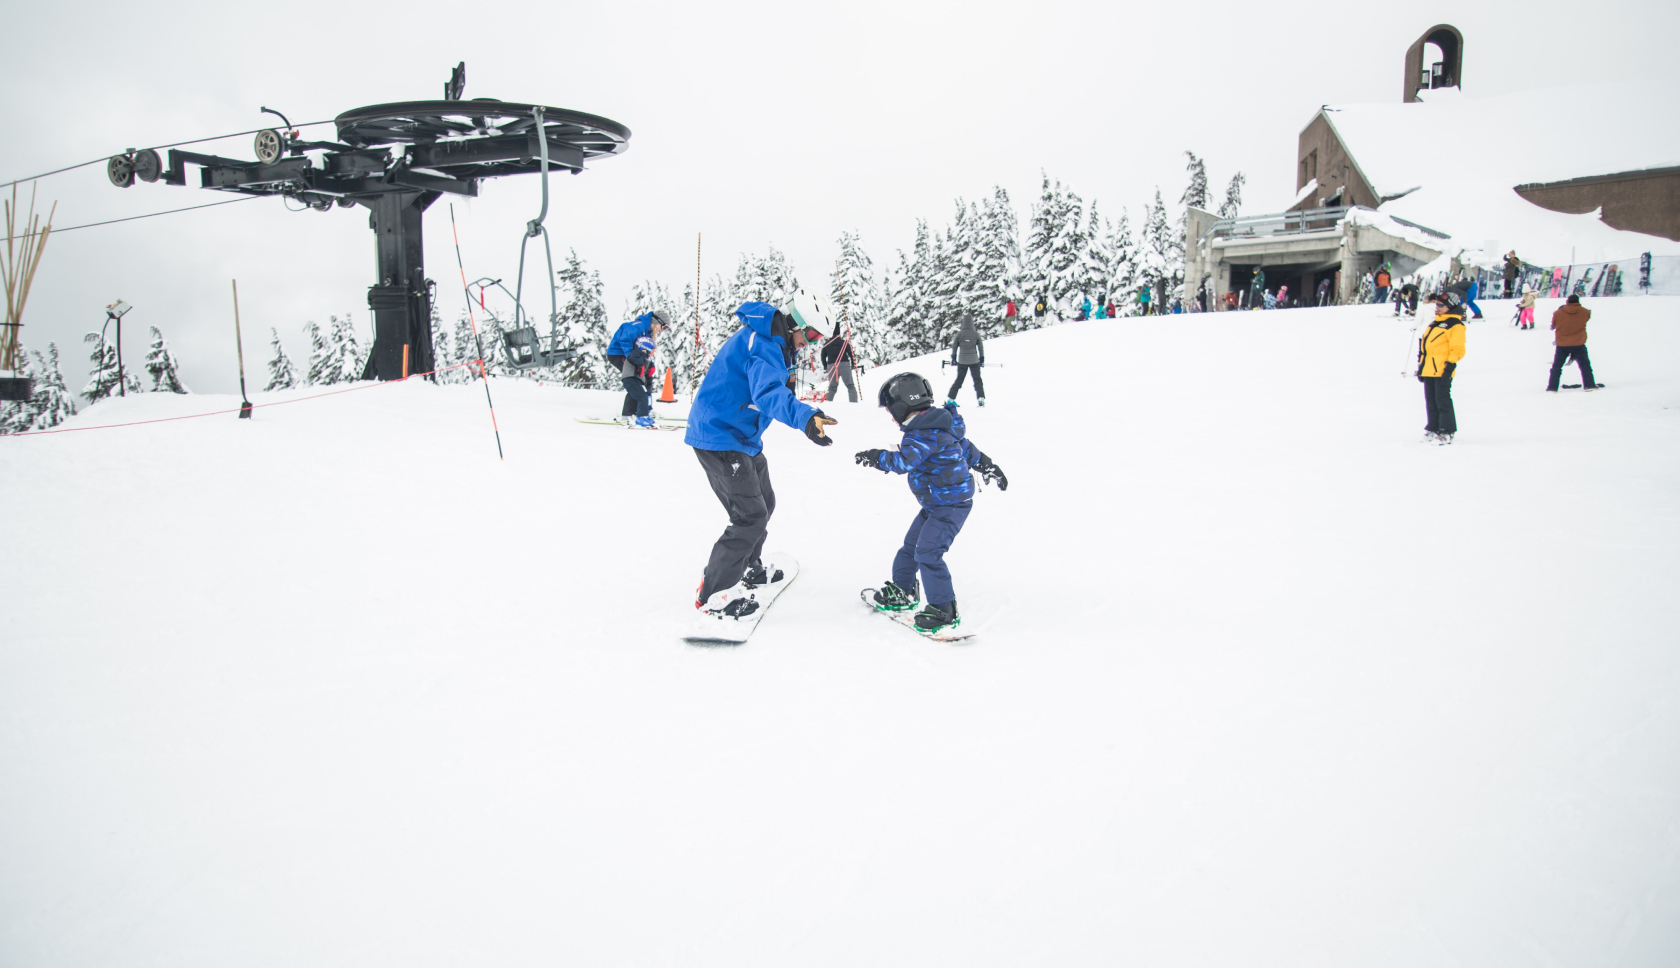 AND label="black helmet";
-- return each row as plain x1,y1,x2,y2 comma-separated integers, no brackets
877,372,935,423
